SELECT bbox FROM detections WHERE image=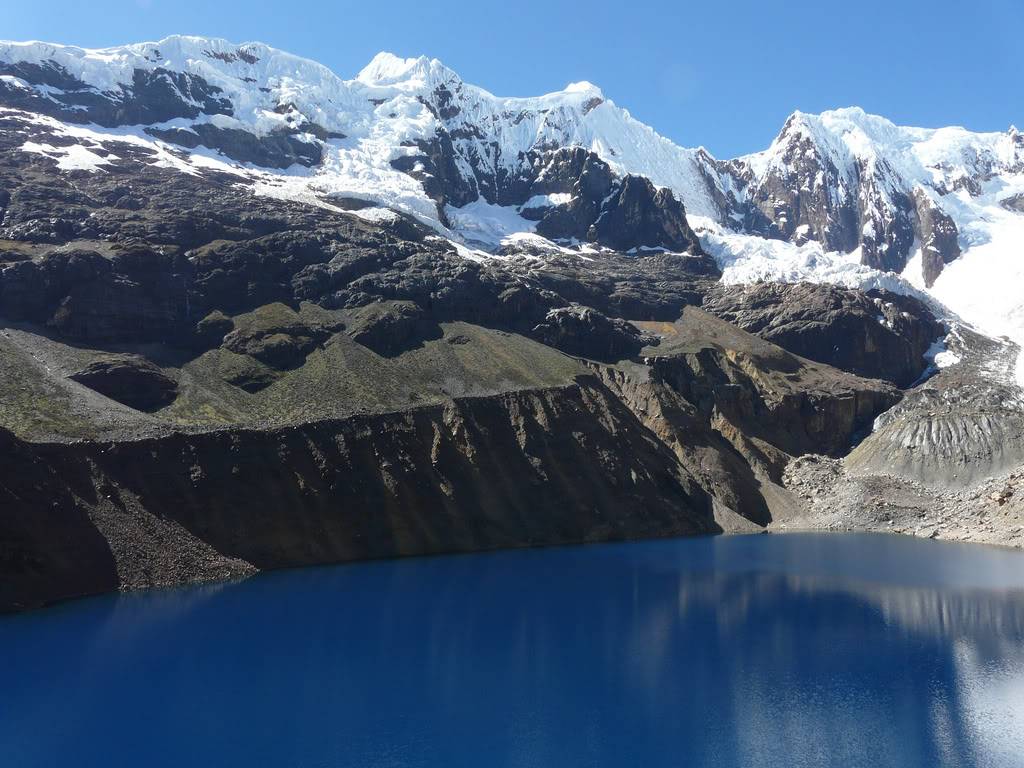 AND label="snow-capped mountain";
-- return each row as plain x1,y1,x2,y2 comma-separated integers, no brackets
1,35,1022,381
0,37,720,241
709,111,1024,387
717,108,1022,280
